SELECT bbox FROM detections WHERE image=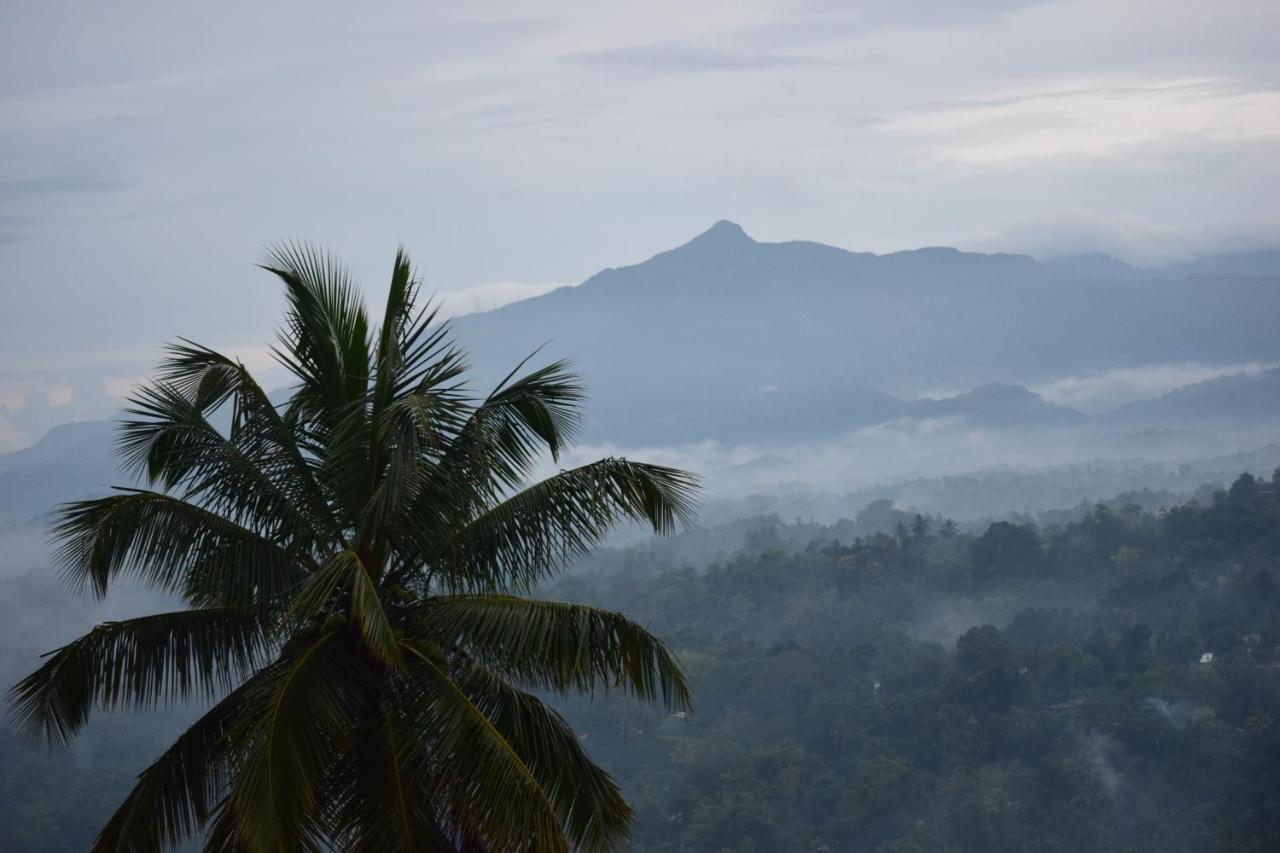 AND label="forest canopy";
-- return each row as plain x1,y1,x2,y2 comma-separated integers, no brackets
3,473,1279,851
